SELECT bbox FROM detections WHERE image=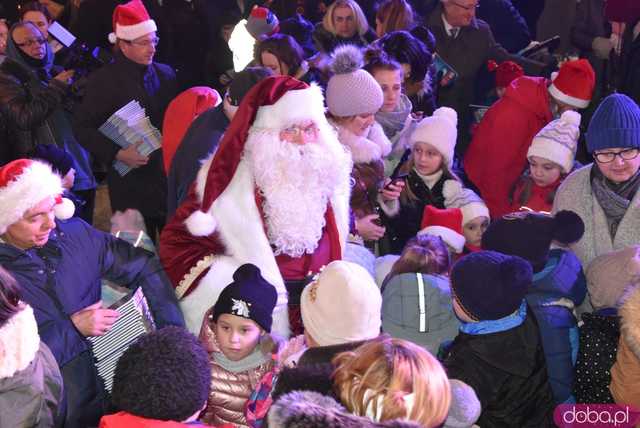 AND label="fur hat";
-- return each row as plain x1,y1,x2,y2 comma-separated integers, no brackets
0,159,74,234
586,93,640,153
211,264,278,332
111,326,211,421
417,205,466,254
586,246,640,311
301,260,382,346
451,251,532,321
527,110,581,174
183,76,327,237
408,107,458,169
443,180,490,227
547,59,595,109
326,44,383,117
108,0,157,44
482,210,584,273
